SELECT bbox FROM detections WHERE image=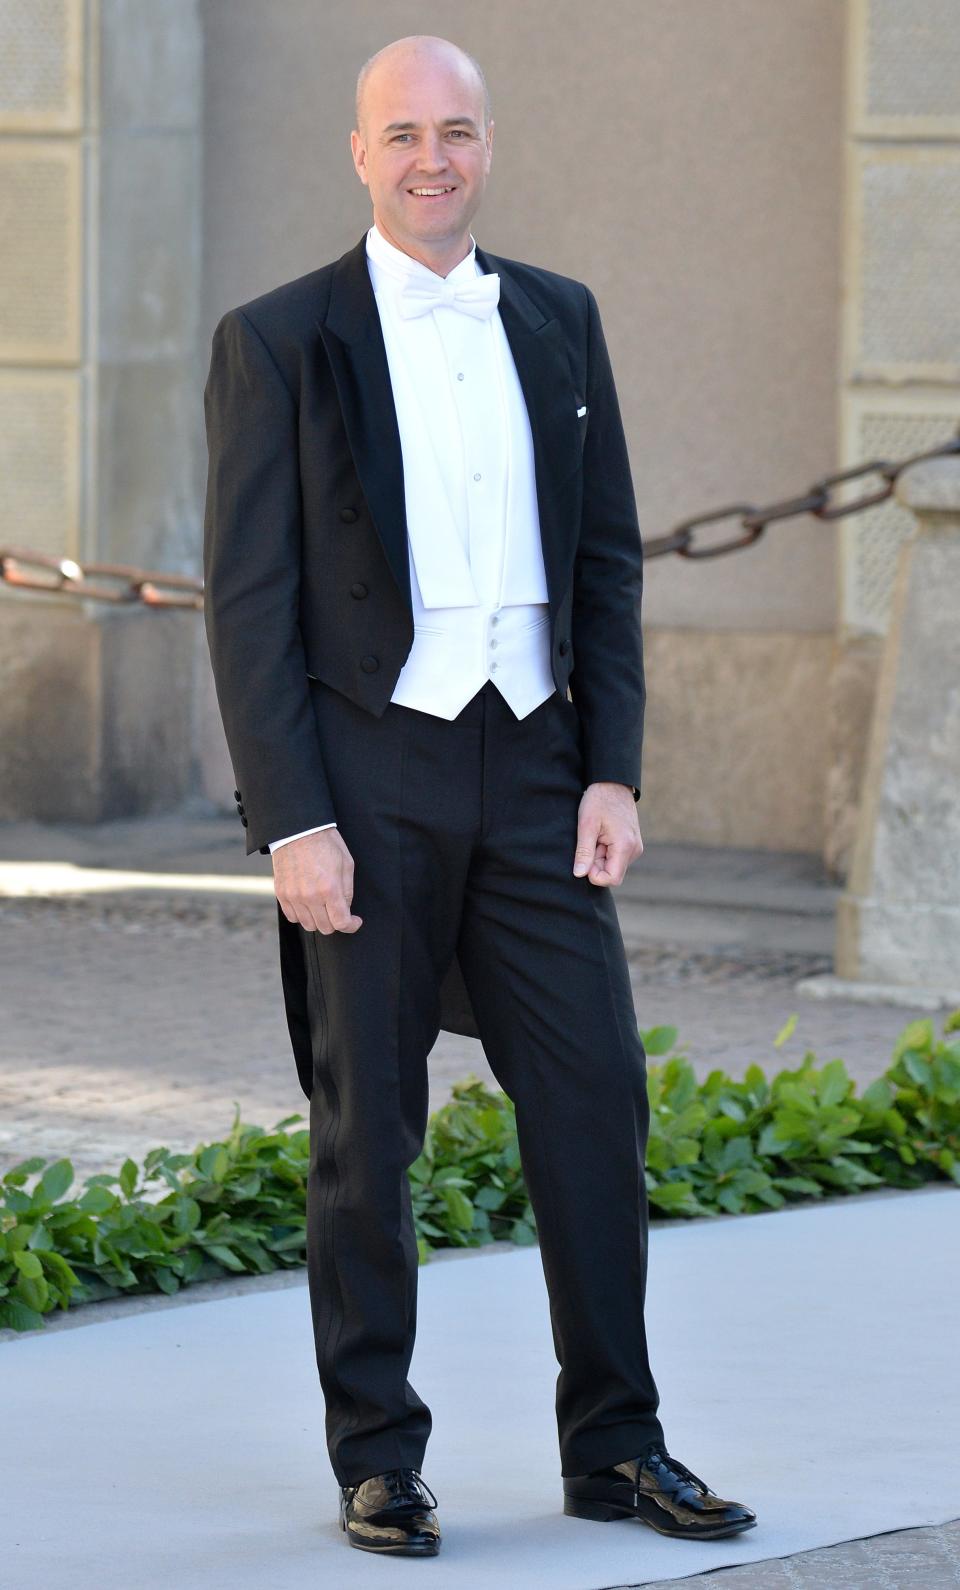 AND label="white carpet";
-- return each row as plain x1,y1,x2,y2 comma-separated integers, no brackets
2,1186,958,1589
